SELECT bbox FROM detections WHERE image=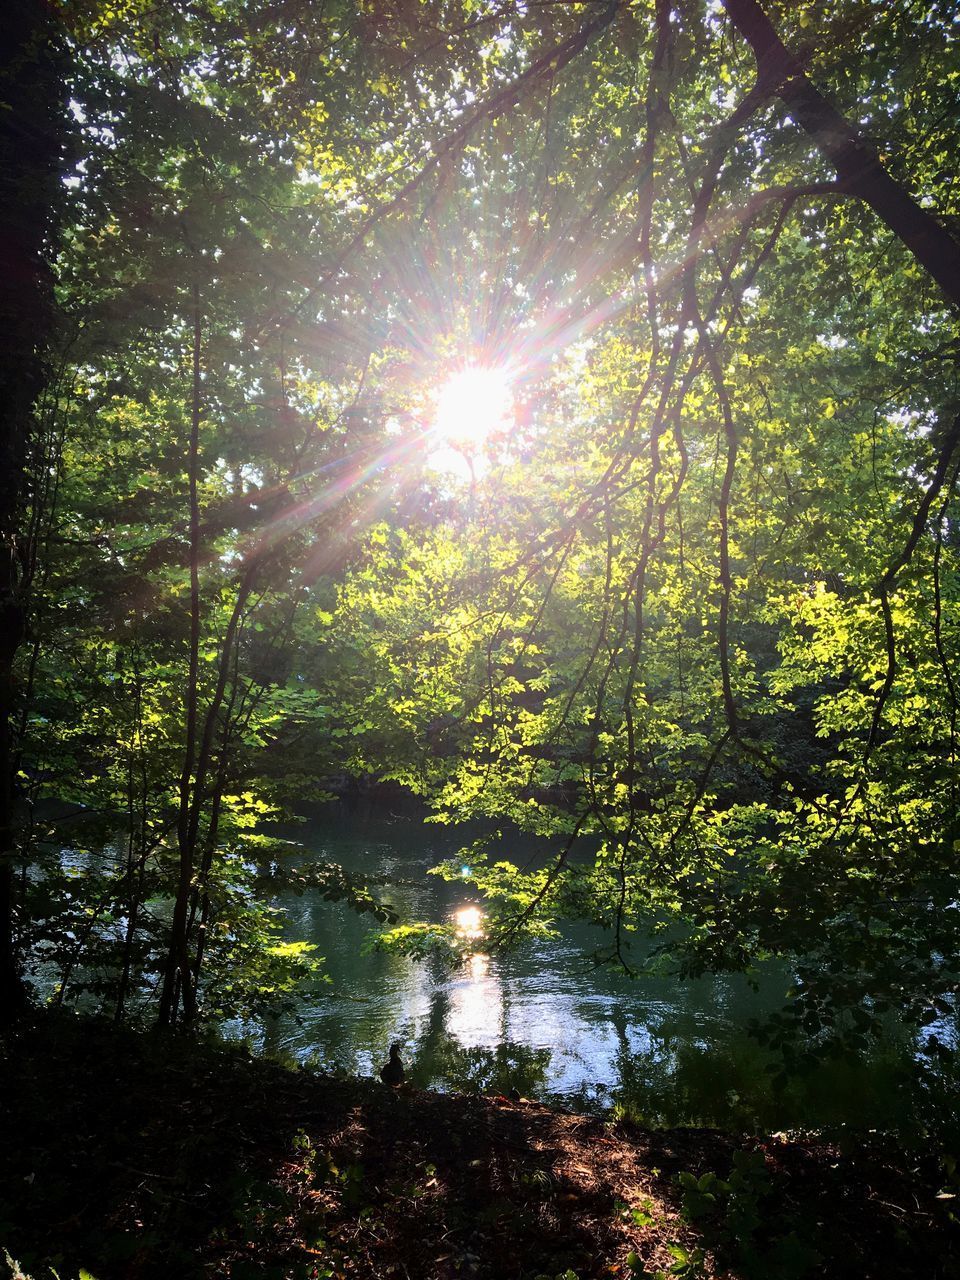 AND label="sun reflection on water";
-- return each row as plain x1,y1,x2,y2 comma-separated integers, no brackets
453,905,484,940
447,947,501,1046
